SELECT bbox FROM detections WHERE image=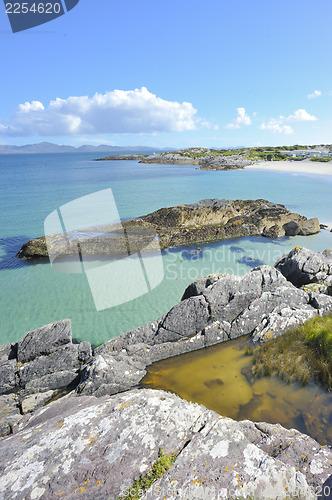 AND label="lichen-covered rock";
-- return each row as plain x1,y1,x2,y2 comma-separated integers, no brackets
77,353,146,397
0,320,92,431
275,247,332,288
0,389,330,500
